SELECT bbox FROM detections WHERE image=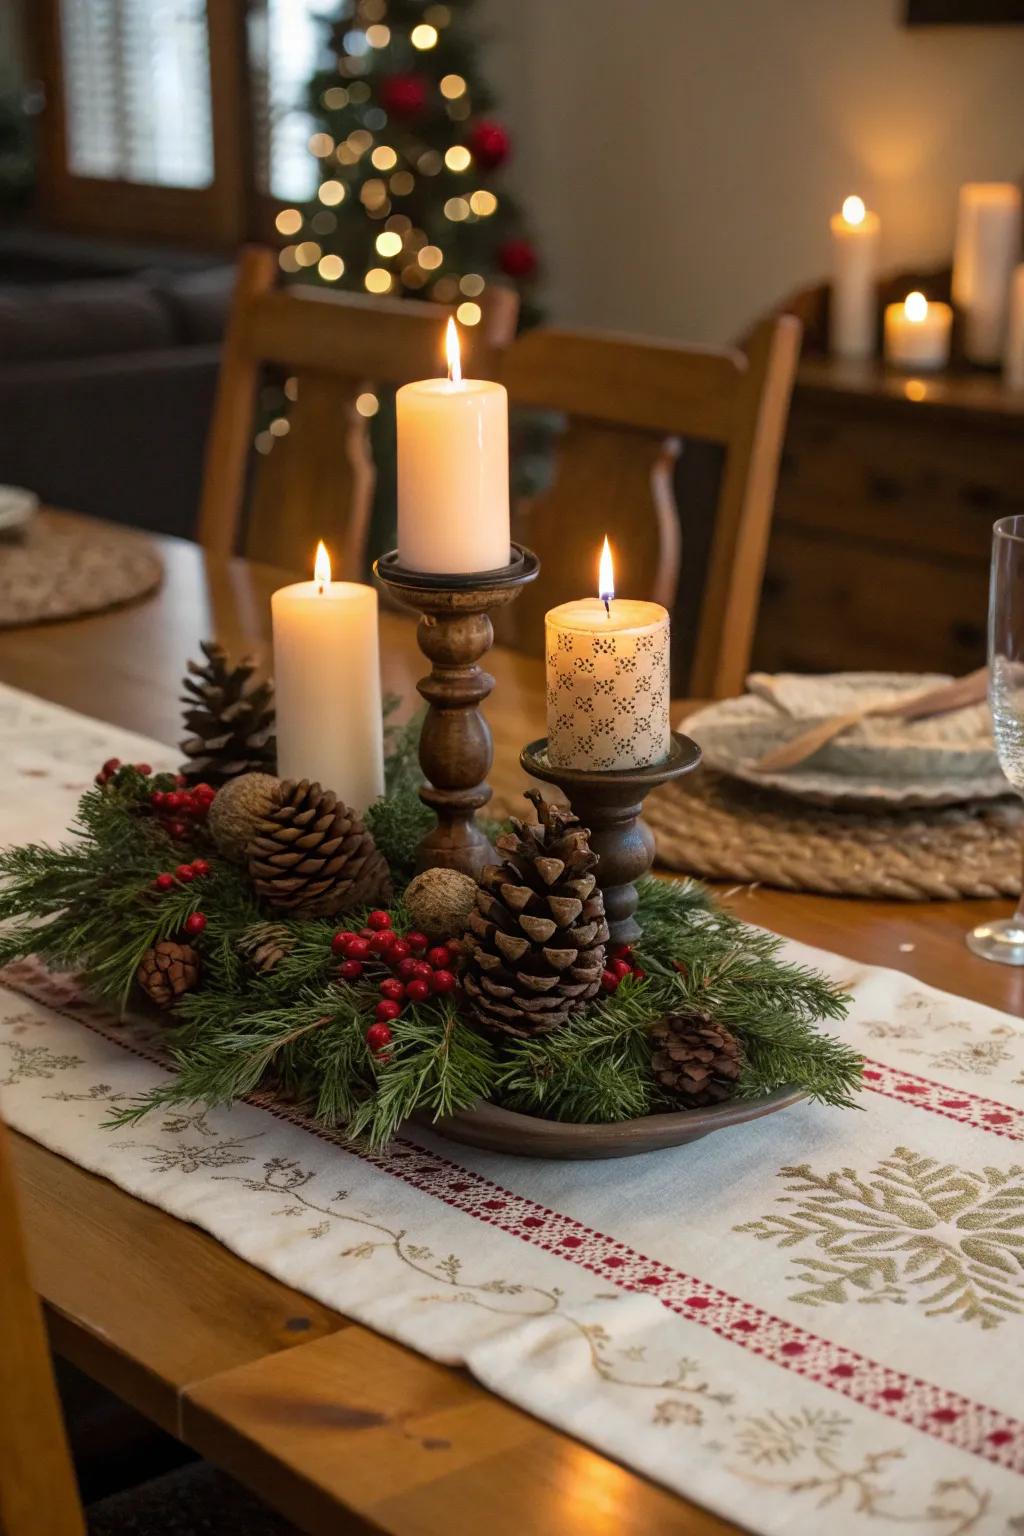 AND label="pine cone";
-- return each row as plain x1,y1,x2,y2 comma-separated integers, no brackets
461,790,609,1038
248,778,391,917
237,921,294,975
137,940,200,1009
179,641,276,788
649,1012,743,1107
